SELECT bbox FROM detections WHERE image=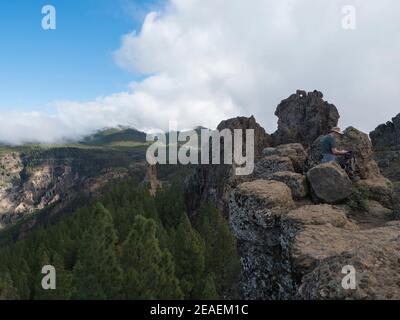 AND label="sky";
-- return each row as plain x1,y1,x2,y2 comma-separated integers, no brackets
0,0,399,144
